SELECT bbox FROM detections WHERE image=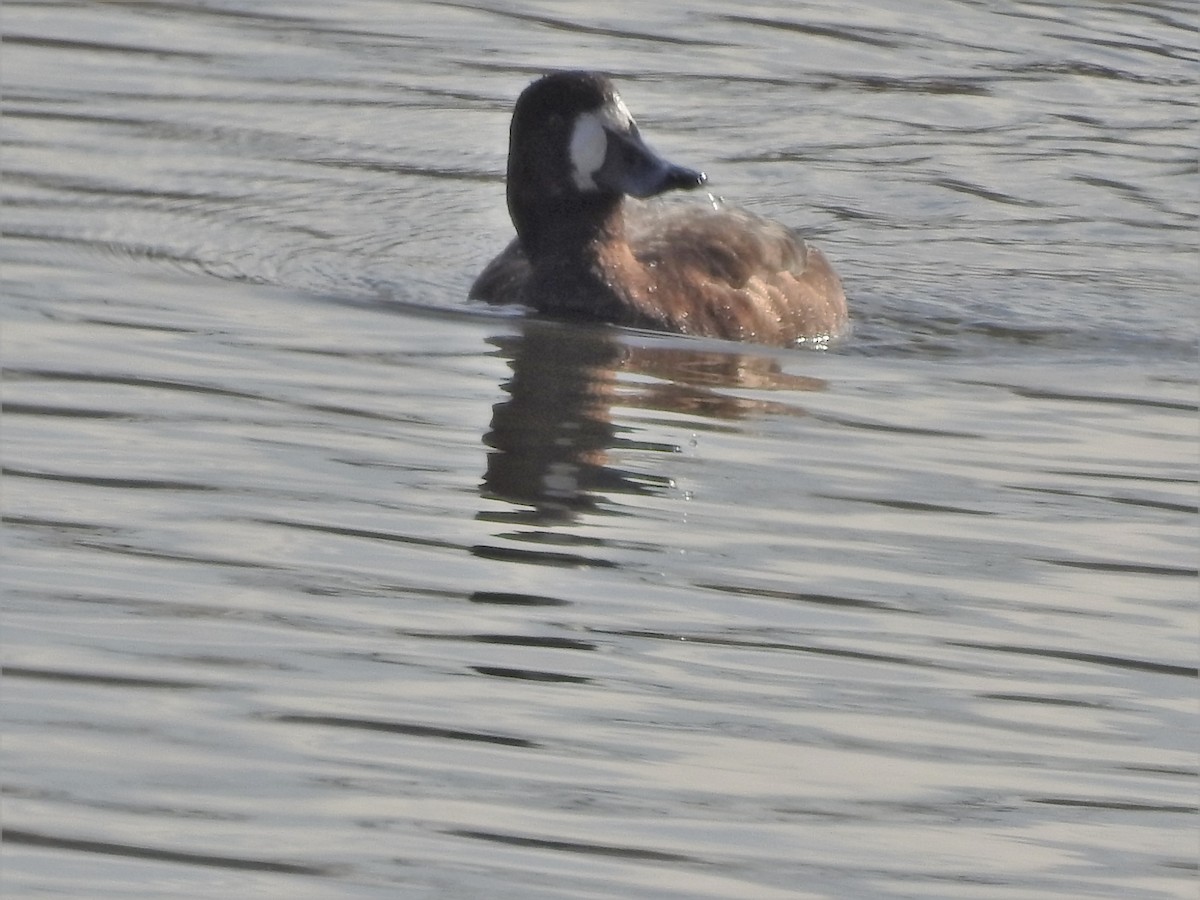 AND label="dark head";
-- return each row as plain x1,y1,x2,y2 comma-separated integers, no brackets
505,71,706,255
